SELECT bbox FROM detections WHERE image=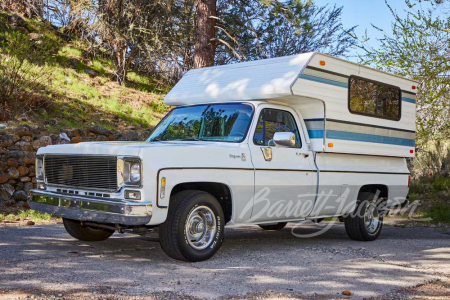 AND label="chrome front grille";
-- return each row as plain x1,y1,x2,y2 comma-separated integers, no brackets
44,155,118,191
